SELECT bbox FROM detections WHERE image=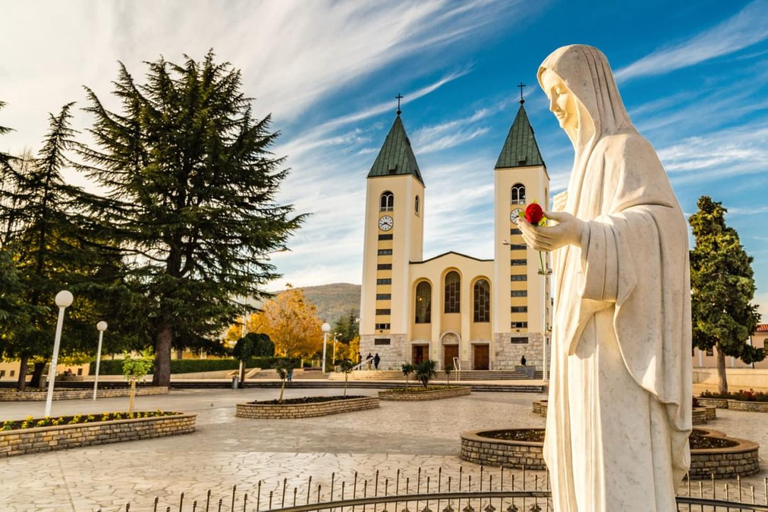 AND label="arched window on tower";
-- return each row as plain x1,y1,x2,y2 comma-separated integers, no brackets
473,279,490,322
444,271,461,313
415,195,420,216
511,184,526,205
415,281,431,323
380,191,394,211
